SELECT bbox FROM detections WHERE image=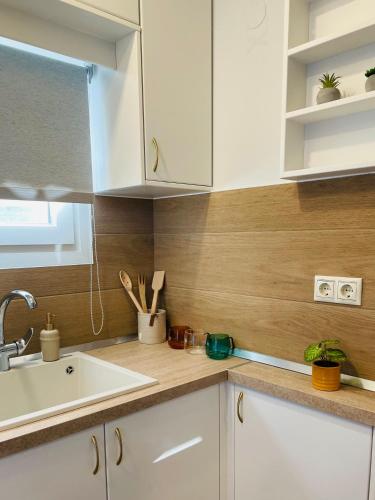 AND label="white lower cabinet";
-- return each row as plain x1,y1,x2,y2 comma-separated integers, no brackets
234,385,372,500
105,385,220,500
2,382,375,500
0,425,106,500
